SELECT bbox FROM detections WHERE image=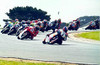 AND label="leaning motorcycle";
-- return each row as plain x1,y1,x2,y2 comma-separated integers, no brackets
42,32,64,45
1,24,12,34
17,26,37,40
8,24,20,35
16,24,28,36
85,25,96,30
